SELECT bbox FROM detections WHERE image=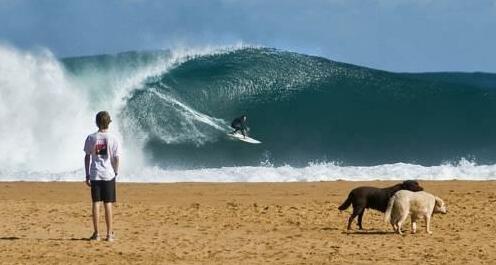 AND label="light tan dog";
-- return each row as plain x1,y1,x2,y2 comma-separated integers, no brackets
384,190,447,235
